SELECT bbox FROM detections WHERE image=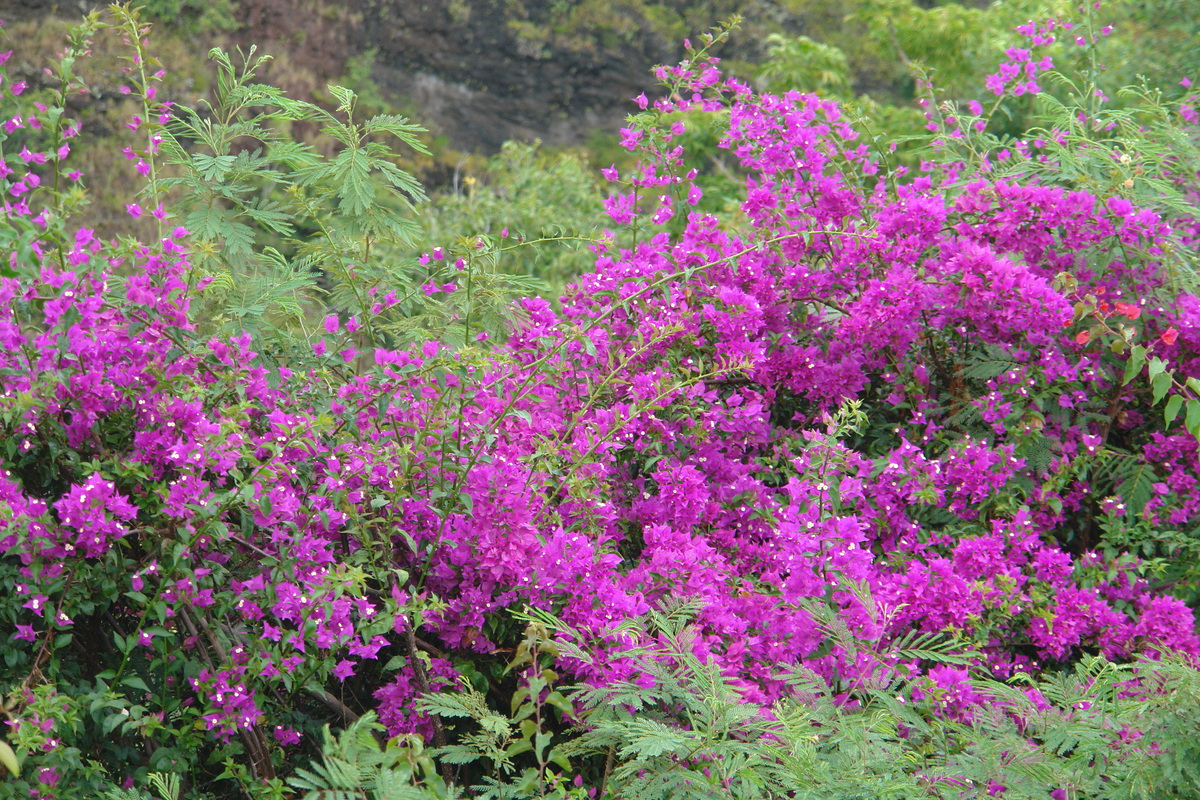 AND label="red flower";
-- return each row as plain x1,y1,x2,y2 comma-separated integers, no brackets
1075,330,1090,345
1114,301,1140,320
1162,327,1179,345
